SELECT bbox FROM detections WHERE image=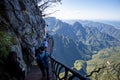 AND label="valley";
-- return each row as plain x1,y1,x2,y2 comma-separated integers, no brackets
45,17,120,79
